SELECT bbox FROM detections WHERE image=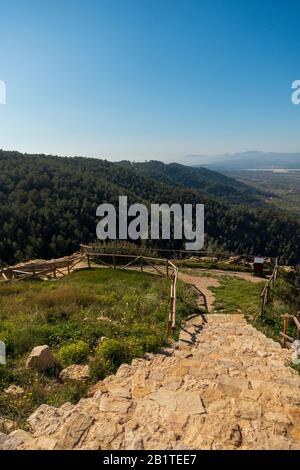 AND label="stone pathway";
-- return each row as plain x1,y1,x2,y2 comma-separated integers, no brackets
2,314,300,450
